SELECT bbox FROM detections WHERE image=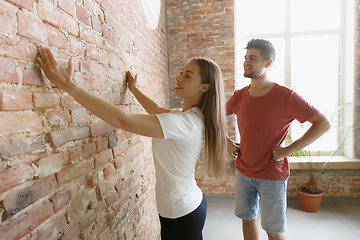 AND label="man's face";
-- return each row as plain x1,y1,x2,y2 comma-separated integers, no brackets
243,48,269,78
